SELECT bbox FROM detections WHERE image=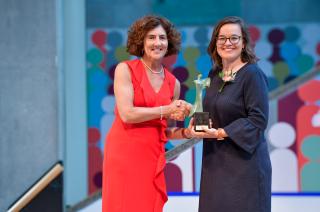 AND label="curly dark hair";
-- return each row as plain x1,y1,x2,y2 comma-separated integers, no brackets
207,16,258,68
127,15,181,57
